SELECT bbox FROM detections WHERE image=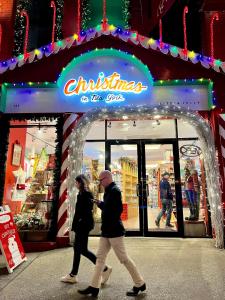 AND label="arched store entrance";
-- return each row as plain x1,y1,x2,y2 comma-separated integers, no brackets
68,105,224,248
